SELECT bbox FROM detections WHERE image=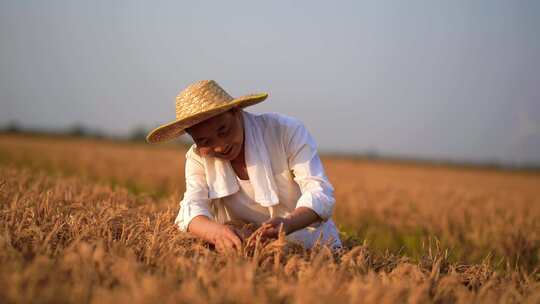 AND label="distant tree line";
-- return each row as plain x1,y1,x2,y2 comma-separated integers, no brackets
1,121,538,170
